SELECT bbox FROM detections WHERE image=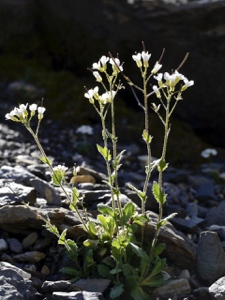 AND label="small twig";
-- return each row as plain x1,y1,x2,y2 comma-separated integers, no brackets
176,52,189,72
